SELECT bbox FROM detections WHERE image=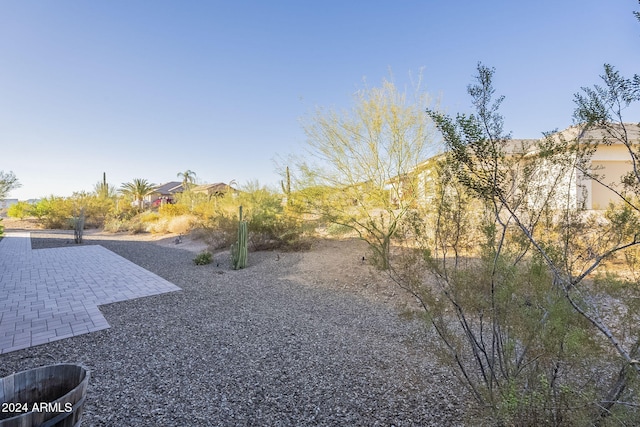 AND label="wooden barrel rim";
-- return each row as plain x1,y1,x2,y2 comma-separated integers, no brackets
0,364,89,427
